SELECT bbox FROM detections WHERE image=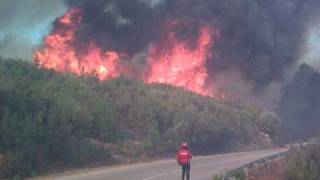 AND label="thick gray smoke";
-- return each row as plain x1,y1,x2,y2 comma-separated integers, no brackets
279,64,320,141
40,0,318,108
64,0,320,87
205,0,320,87
65,0,166,56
